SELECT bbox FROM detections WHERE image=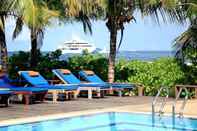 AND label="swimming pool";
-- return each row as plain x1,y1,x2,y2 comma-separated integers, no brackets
0,112,197,131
